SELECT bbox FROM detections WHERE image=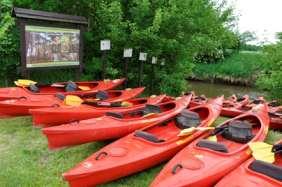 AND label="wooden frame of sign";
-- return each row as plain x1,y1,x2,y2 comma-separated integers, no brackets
12,7,88,79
